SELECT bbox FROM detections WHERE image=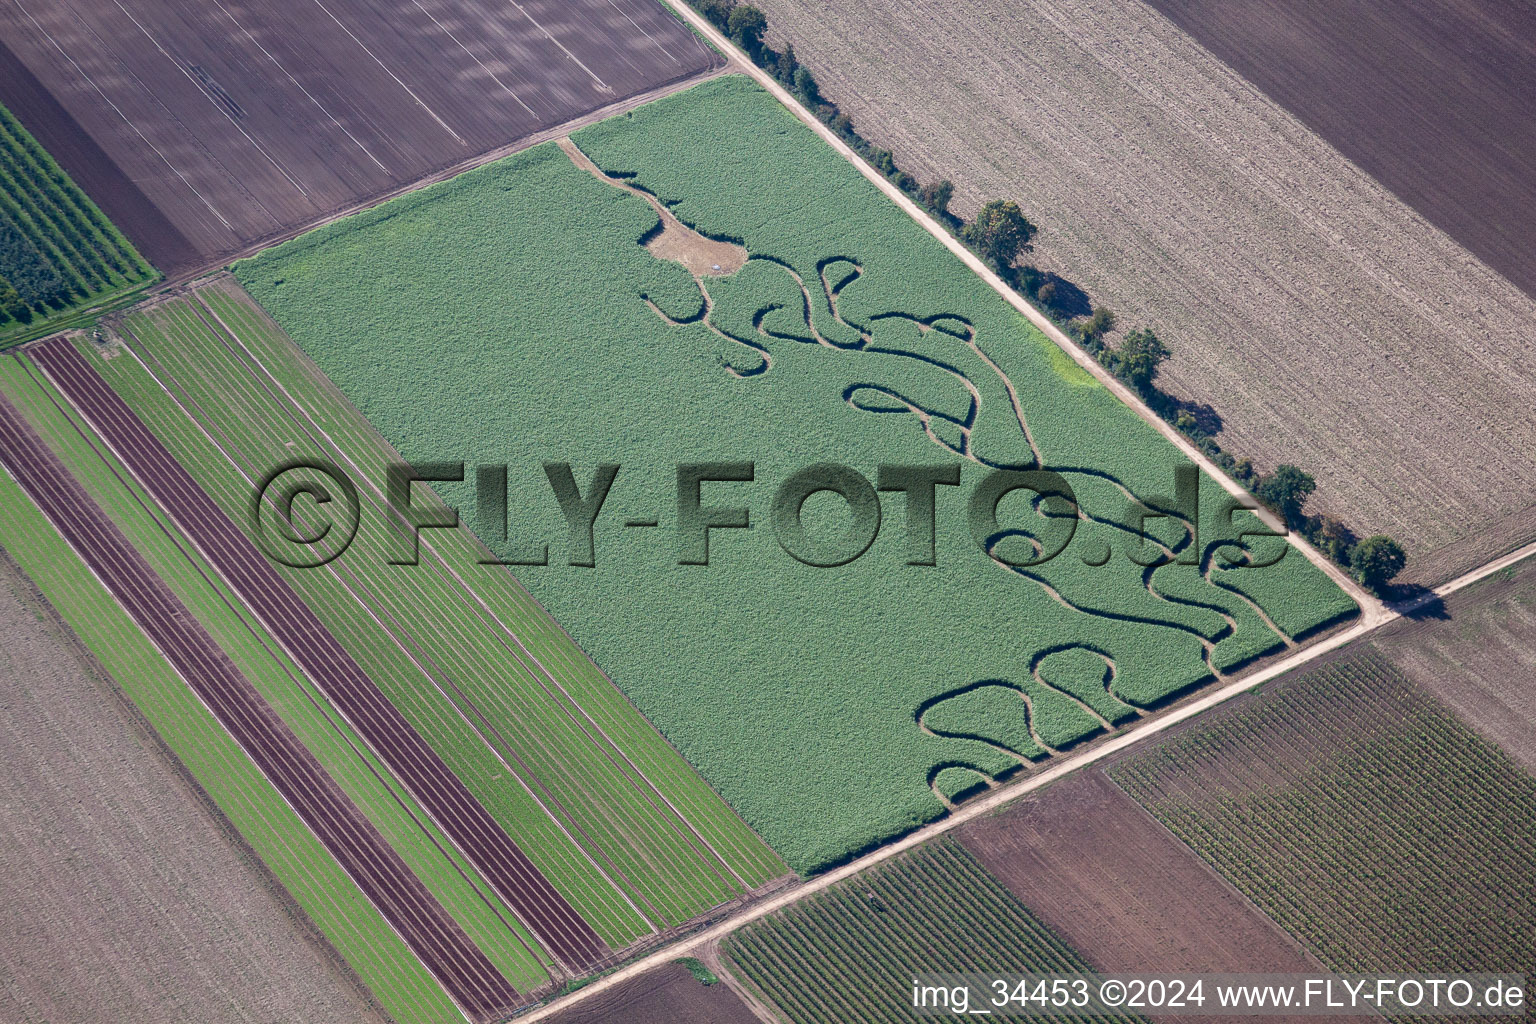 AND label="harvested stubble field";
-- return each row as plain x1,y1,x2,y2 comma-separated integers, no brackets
748,0,1536,584
232,76,1352,873
1113,654,1536,985
77,280,786,950
0,0,719,275
0,100,152,333
723,840,1136,1024
0,550,386,1024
